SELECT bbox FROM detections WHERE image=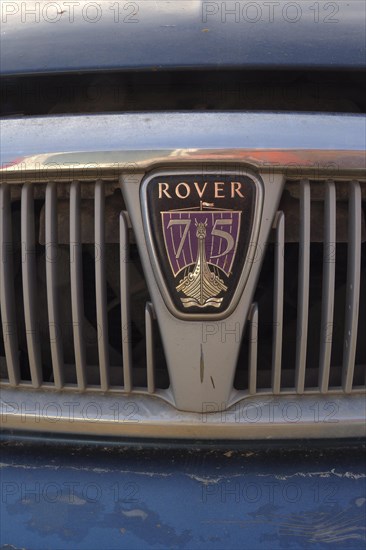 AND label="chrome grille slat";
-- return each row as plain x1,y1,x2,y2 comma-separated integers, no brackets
319,180,336,393
145,302,156,394
21,183,42,388
248,303,258,395
342,180,362,393
0,183,20,386
45,182,64,389
271,211,285,395
120,211,133,392
94,180,110,391
295,179,311,394
70,181,87,390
